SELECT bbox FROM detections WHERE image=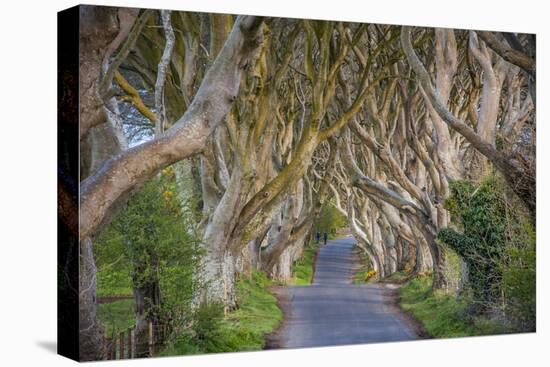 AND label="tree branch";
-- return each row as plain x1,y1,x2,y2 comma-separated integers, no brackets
80,16,264,240
476,31,535,78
